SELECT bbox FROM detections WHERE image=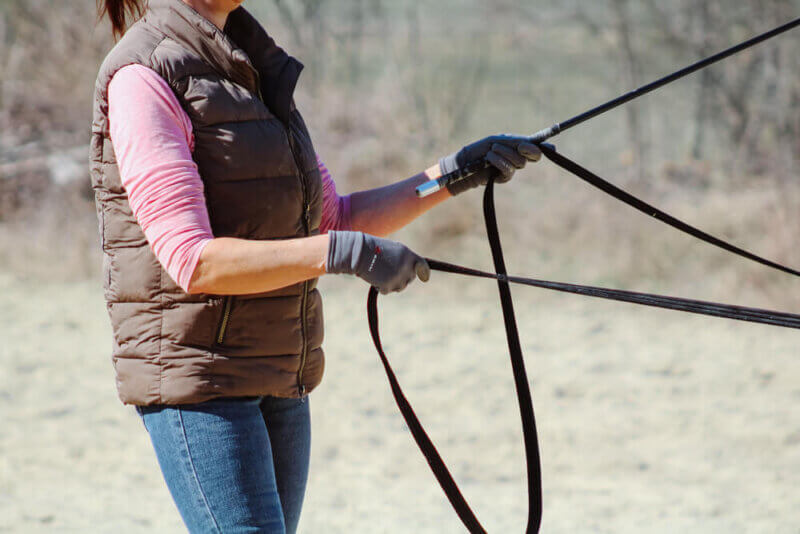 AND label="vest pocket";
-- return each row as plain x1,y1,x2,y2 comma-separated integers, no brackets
215,296,234,345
